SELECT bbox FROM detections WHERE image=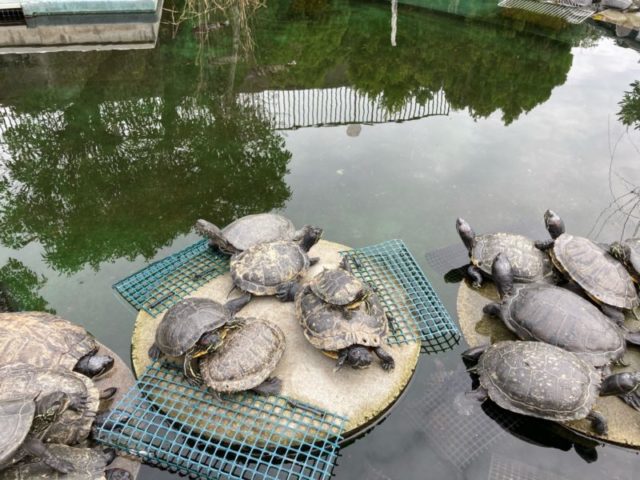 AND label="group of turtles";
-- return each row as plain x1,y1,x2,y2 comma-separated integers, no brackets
456,210,640,435
148,213,396,397
0,312,131,478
